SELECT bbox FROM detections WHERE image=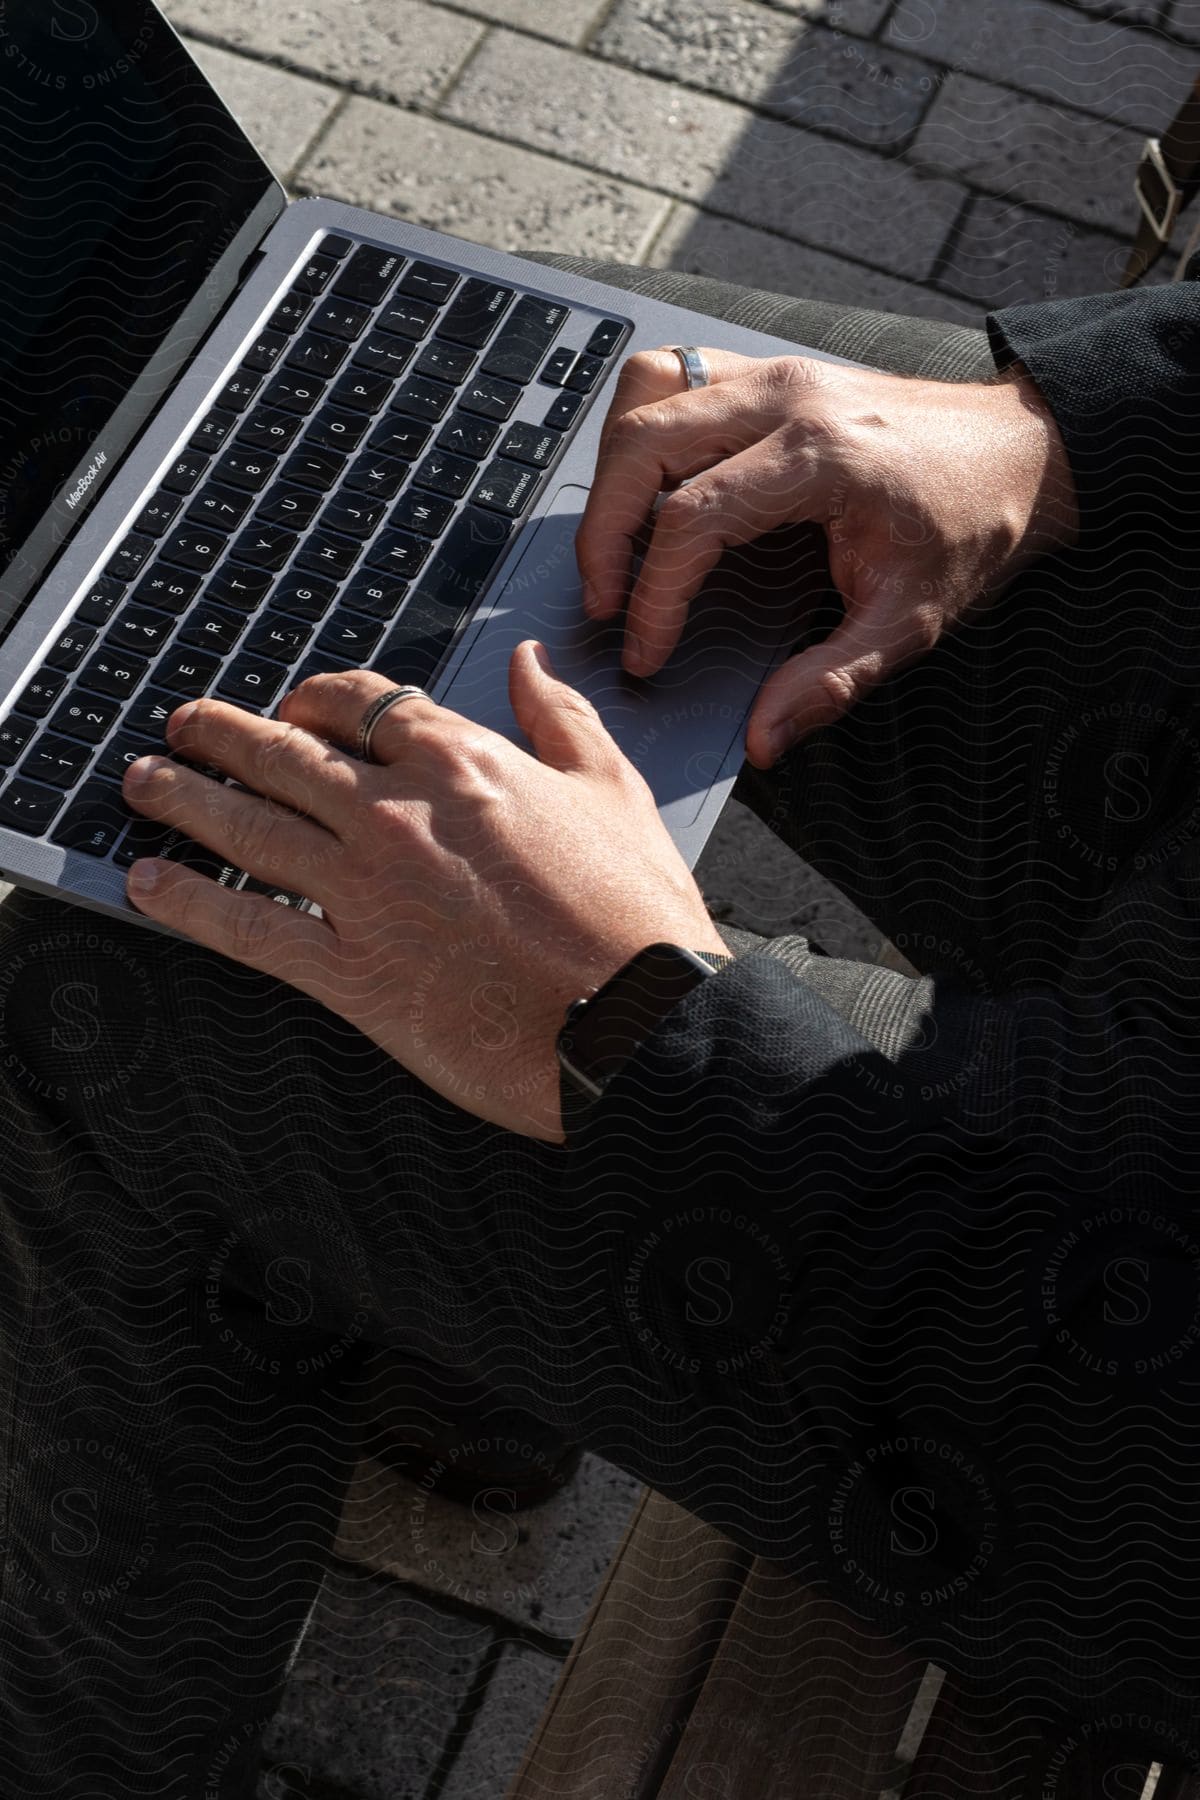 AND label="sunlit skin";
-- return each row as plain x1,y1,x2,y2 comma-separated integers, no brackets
123,349,1079,1139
